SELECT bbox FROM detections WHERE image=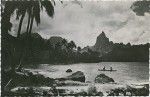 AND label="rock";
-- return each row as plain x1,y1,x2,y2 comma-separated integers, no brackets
67,71,85,82
66,69,72,73
57,71,85,82
95,74,114,83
